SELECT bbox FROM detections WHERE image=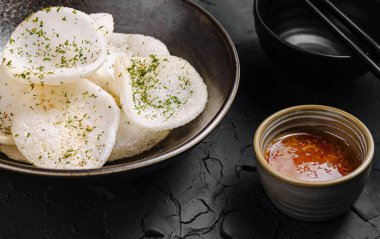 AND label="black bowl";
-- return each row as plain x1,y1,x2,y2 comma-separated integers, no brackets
0,0,239,178
254,0,368,81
